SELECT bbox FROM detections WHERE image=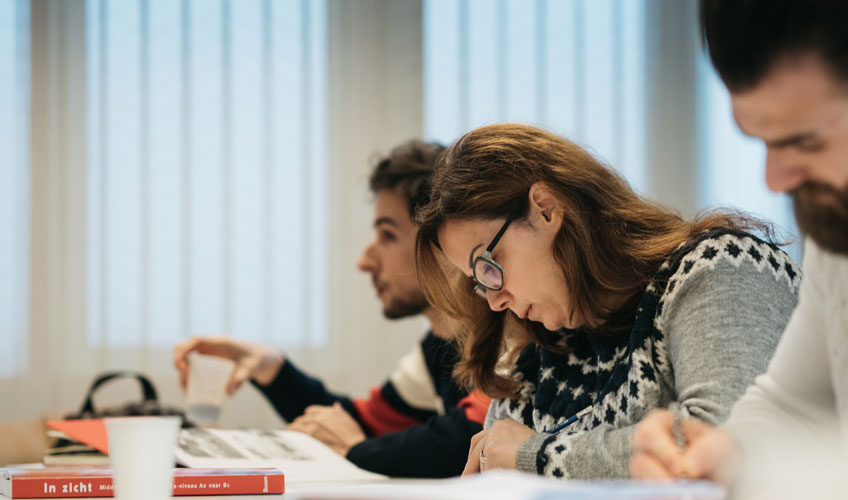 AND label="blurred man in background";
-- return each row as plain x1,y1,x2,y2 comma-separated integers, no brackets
174,141,489,478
